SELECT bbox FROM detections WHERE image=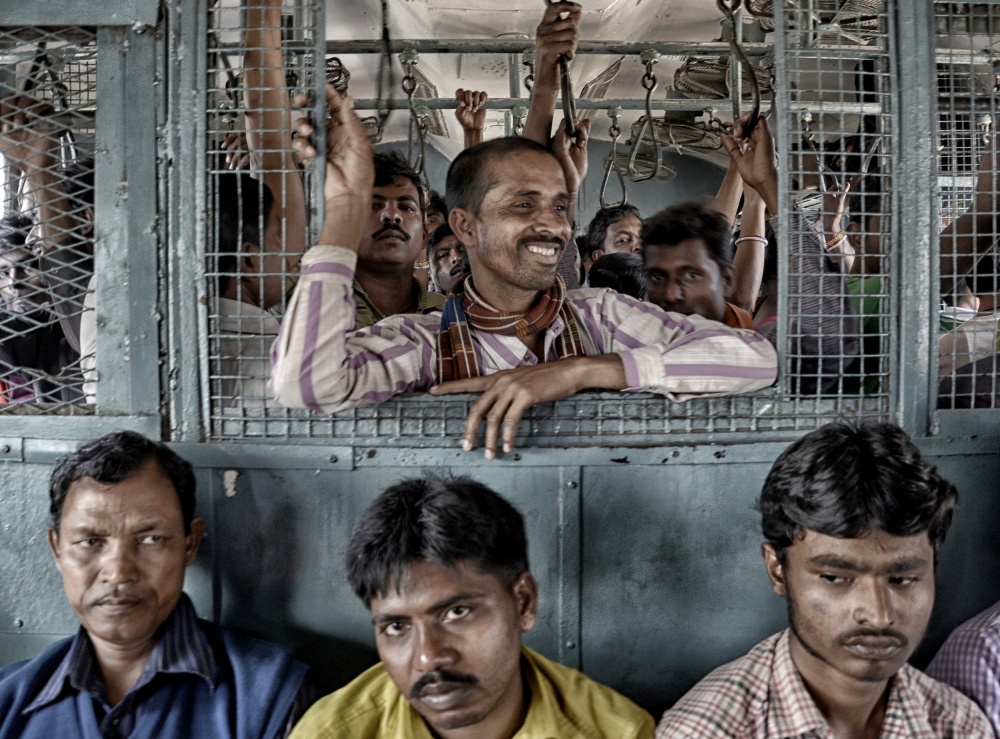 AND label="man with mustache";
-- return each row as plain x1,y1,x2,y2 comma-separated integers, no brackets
353,152,445,328
270,85,777,459
0,431,314,737
655,421,993,738
289,477,654,739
